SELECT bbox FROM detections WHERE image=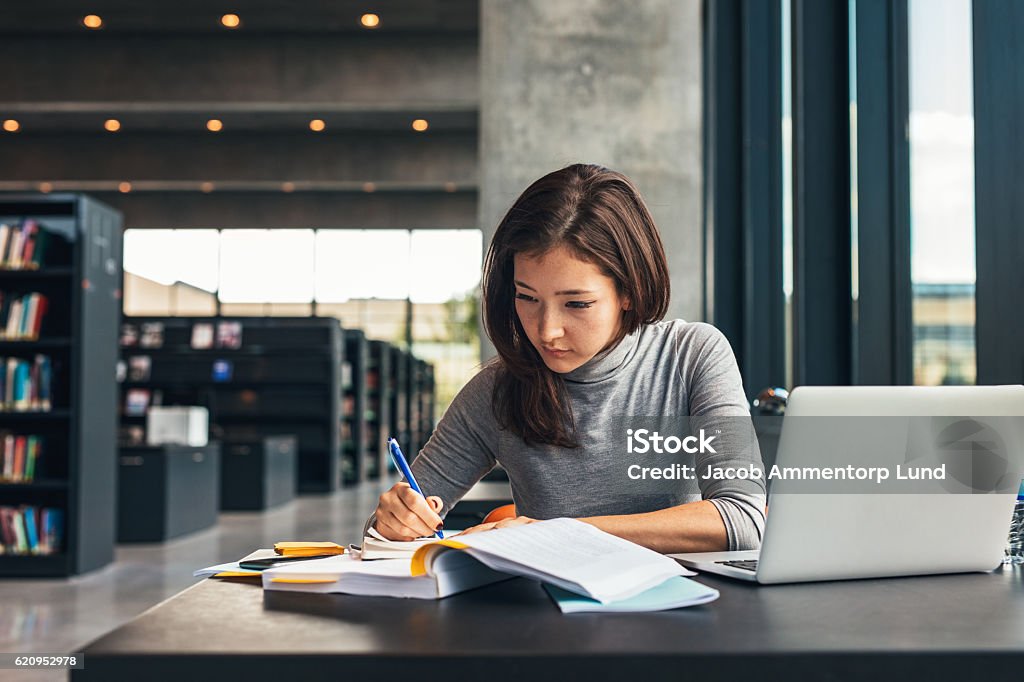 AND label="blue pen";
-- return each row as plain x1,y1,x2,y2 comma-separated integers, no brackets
387,437,444,539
